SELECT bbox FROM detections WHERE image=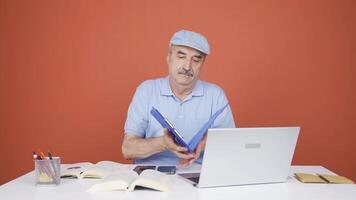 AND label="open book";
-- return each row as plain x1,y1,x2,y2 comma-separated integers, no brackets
151,103,228,153
61,161,130,179
88,169,170,192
